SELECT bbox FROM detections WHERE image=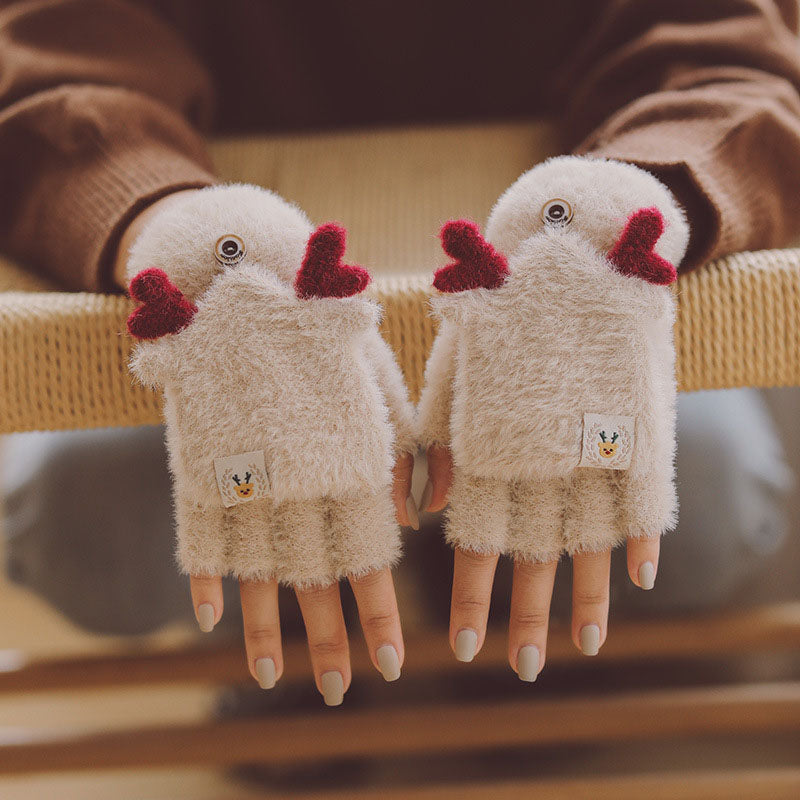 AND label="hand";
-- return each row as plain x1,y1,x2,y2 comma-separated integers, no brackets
416,157,687,681
124,185,415,705
188,451,415,703
392,450,419,530
189,566,403,703
422,444,660,677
